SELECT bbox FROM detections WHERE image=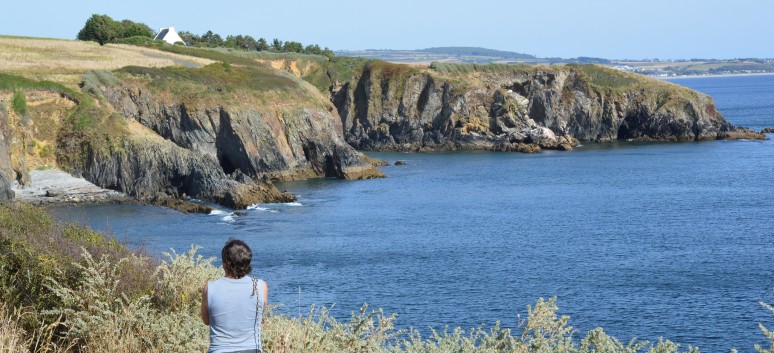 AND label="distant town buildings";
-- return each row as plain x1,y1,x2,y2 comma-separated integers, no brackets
154,27,185,45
